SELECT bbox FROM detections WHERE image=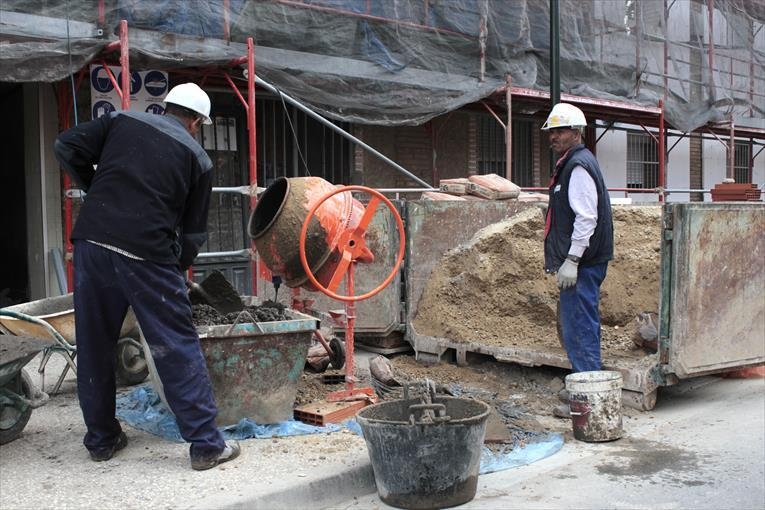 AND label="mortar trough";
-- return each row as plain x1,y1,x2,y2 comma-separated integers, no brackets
143,305,318,426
